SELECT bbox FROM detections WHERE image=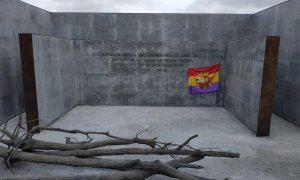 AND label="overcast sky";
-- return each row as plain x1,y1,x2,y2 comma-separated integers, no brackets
21,0,287,14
